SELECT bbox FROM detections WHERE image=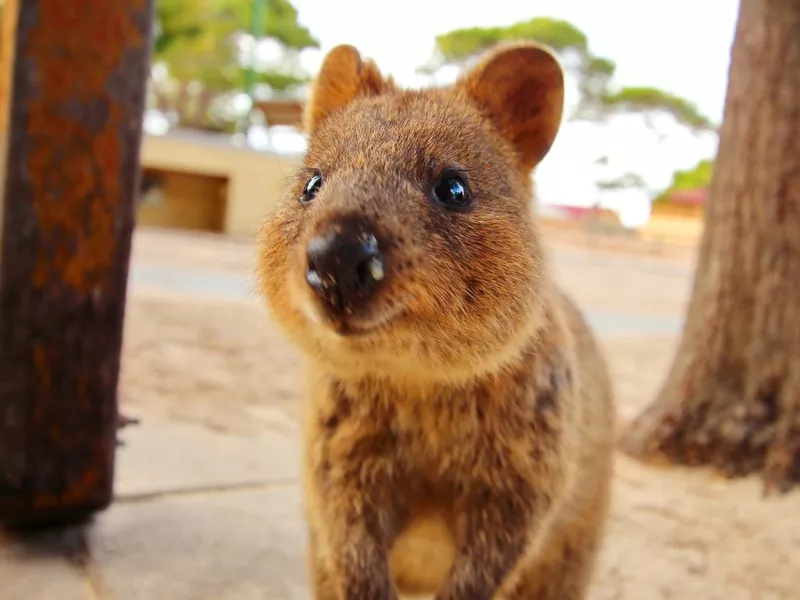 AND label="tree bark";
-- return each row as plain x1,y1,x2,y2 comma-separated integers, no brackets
621,0,800,493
